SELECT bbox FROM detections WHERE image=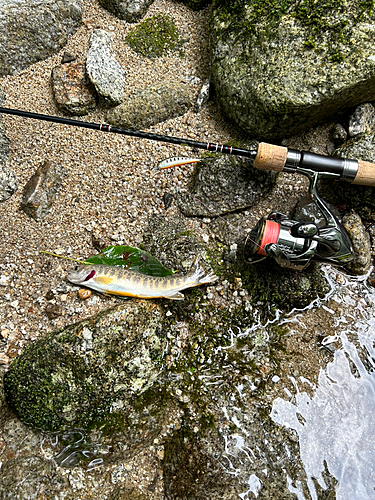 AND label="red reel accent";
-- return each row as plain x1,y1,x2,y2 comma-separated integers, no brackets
257,220,280,256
